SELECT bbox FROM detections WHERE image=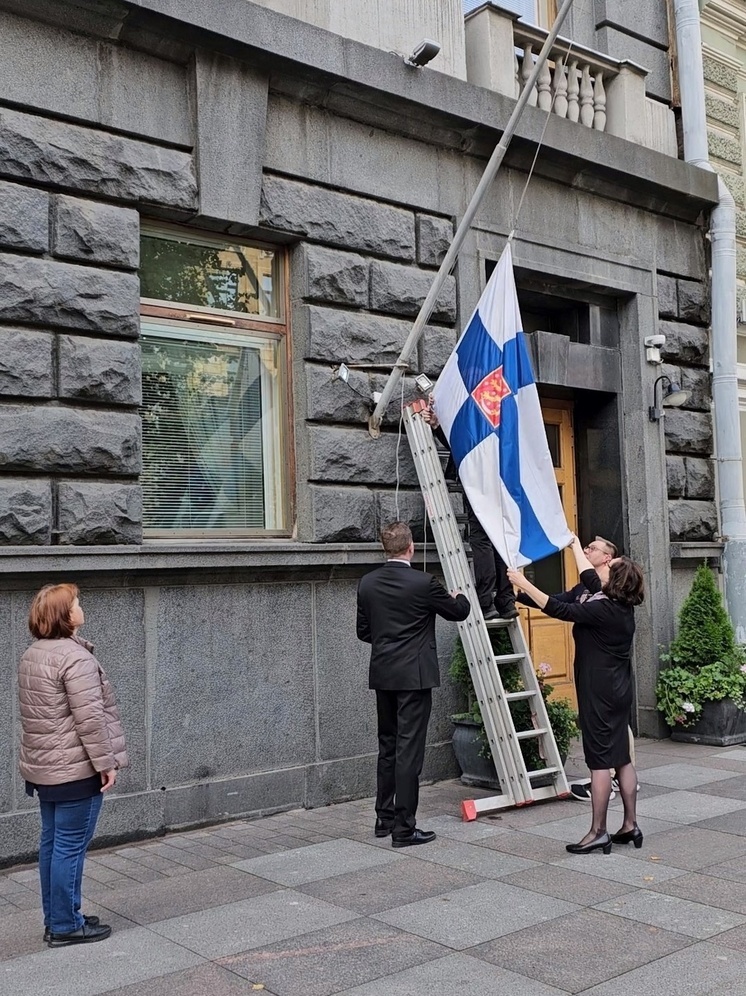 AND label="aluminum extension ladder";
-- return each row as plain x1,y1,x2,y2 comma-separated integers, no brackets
404,400,571,820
